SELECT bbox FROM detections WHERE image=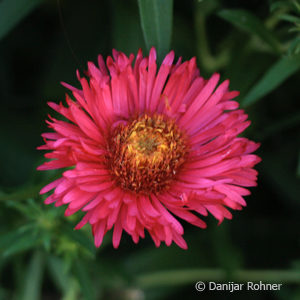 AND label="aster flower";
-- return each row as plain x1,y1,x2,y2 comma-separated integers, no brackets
38,48,261,249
